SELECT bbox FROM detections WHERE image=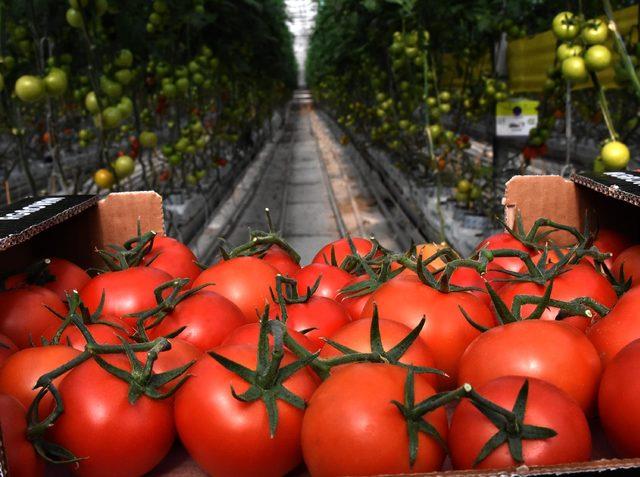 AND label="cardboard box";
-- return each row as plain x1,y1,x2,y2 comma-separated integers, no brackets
1,181,640,476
